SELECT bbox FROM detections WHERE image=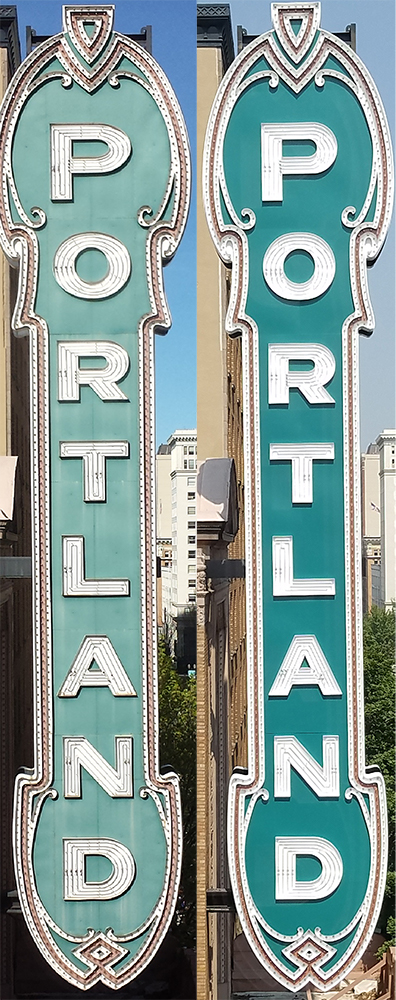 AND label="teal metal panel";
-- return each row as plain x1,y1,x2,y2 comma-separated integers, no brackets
0,5,190,990
204,3,393,991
